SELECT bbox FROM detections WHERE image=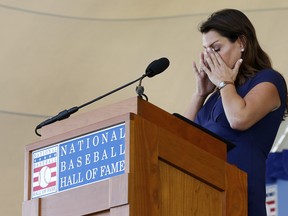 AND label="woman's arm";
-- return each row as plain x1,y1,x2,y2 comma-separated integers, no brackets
184,93,207,121
220,81,280,130
185,54,216,121
202,48,281,130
